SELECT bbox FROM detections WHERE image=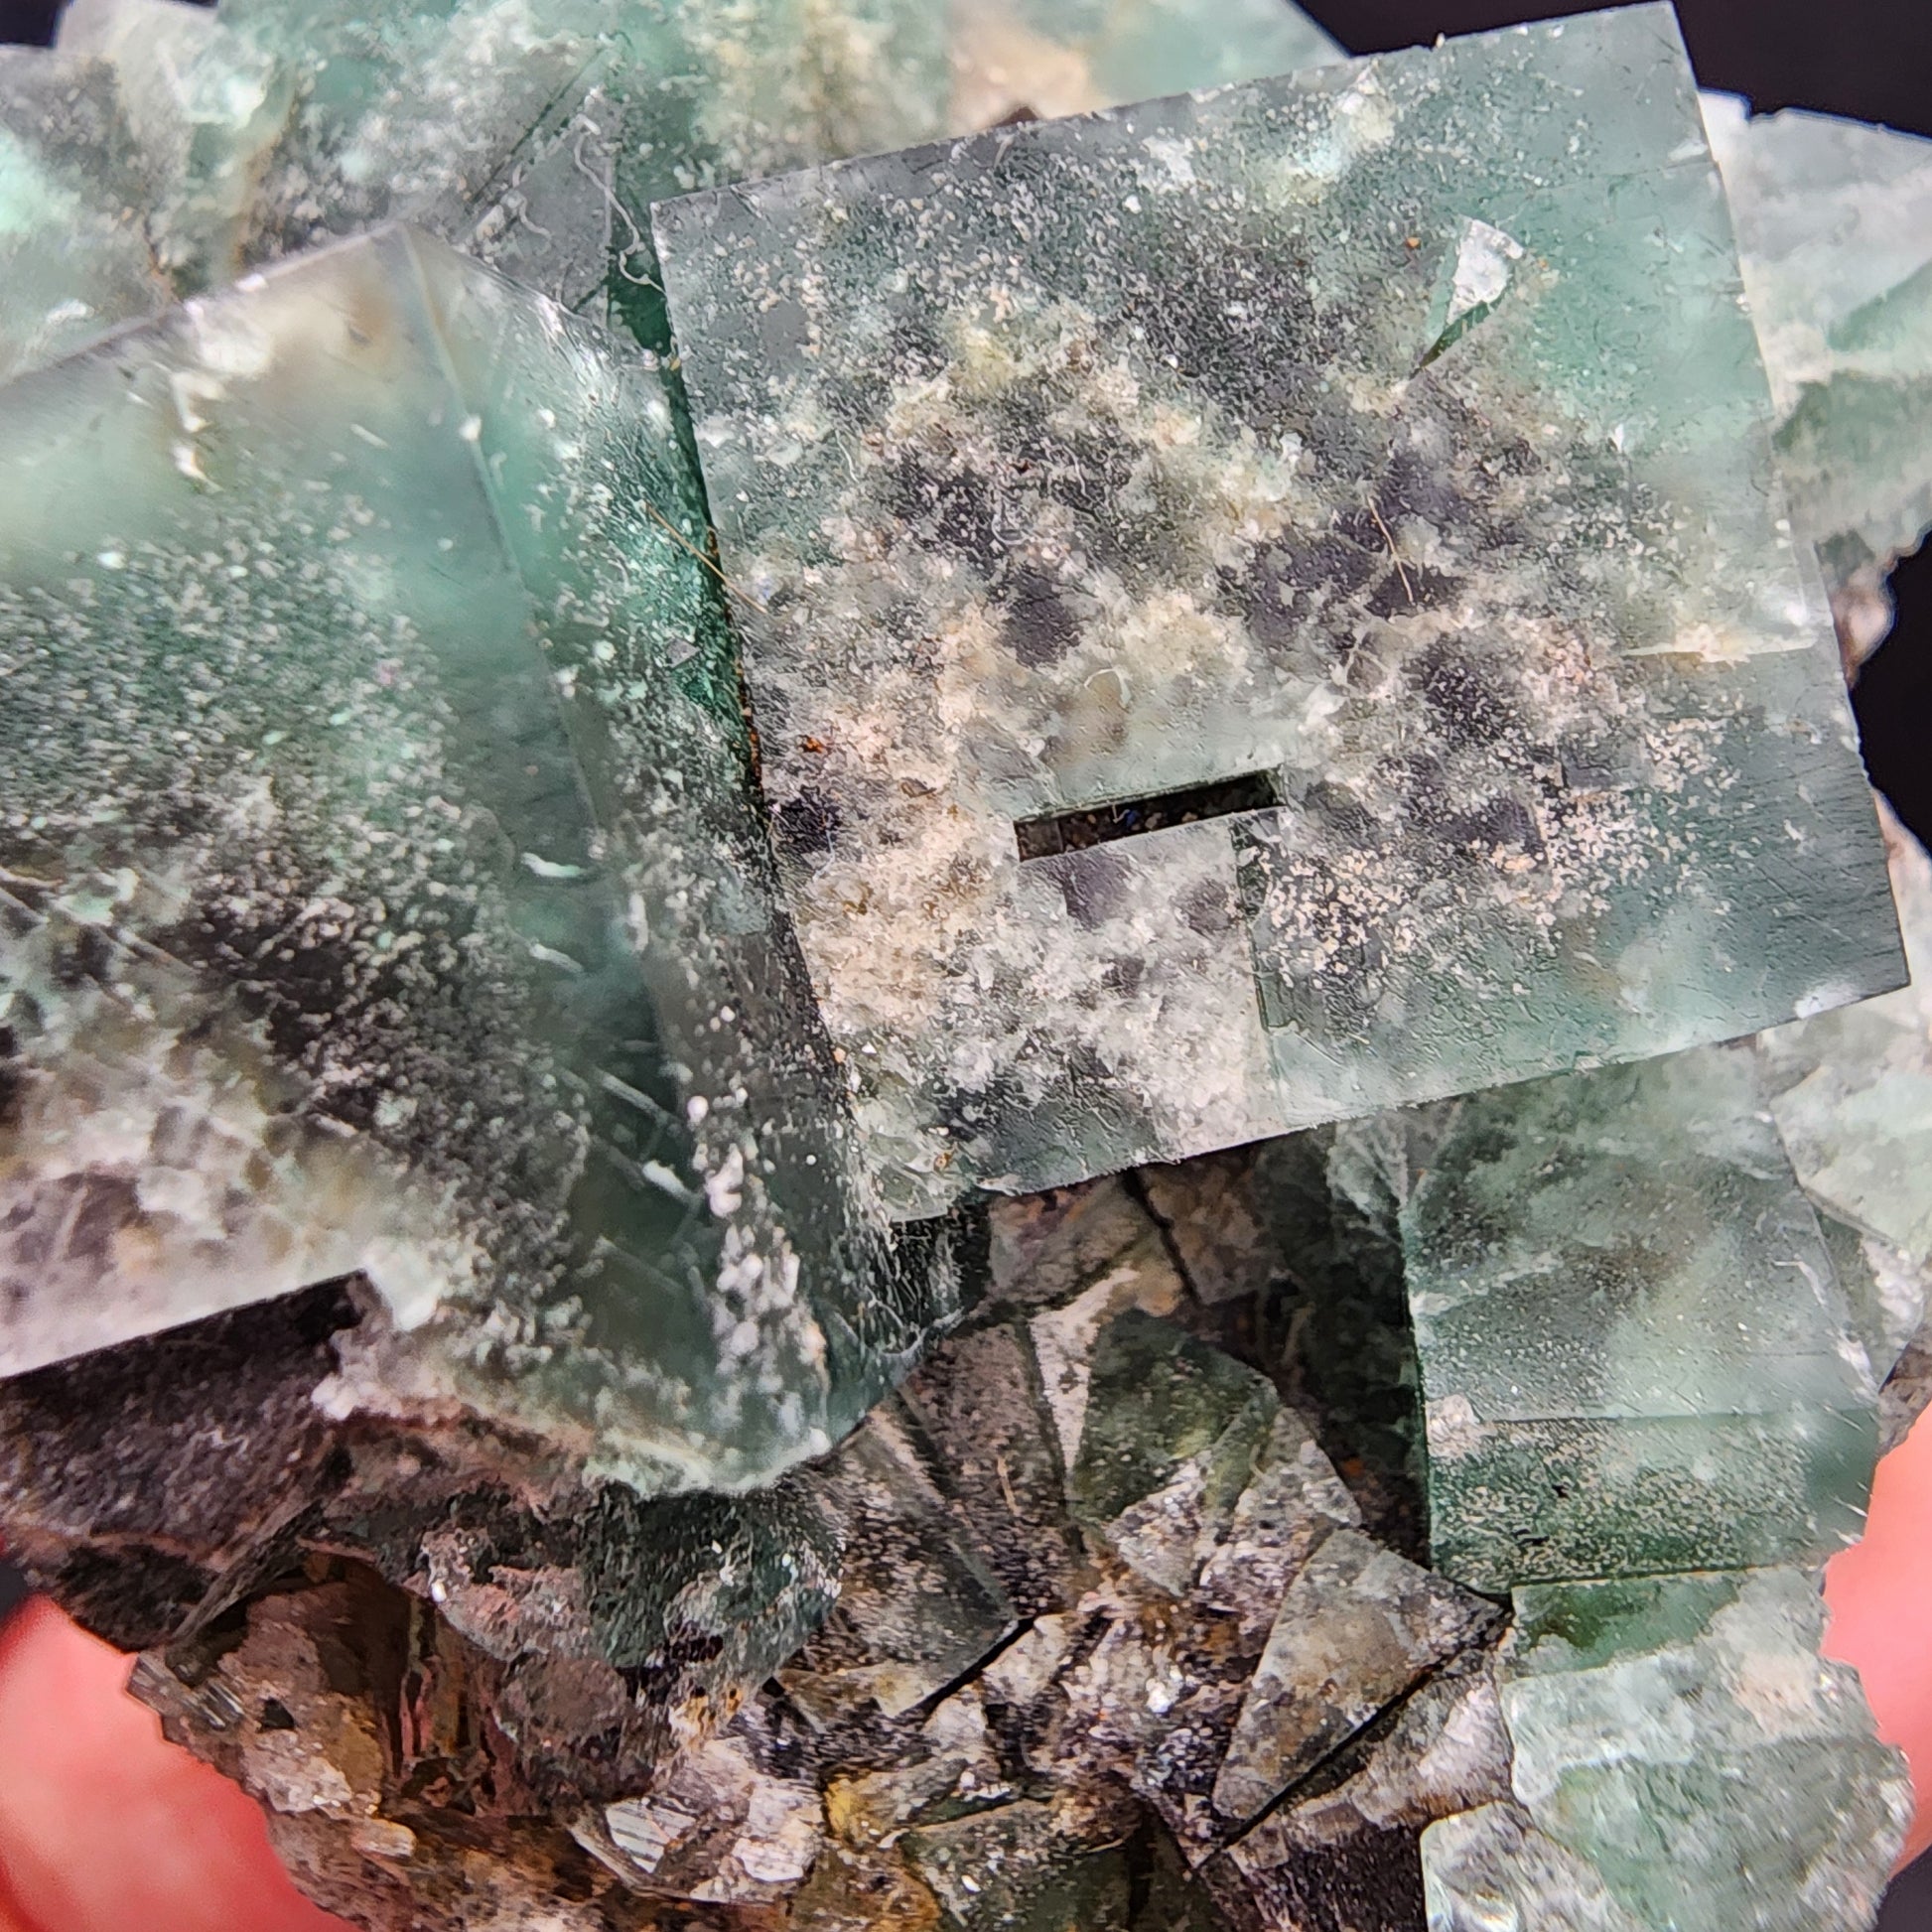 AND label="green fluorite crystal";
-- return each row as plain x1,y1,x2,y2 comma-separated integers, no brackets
1402,1042,1879,1590
655,3,1901,1211
0,40,172,382
1759,801,1932,1273
1705,94,1932,621
19,0,1338,379
1424,1569,1912,1932
0,222,957,1489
